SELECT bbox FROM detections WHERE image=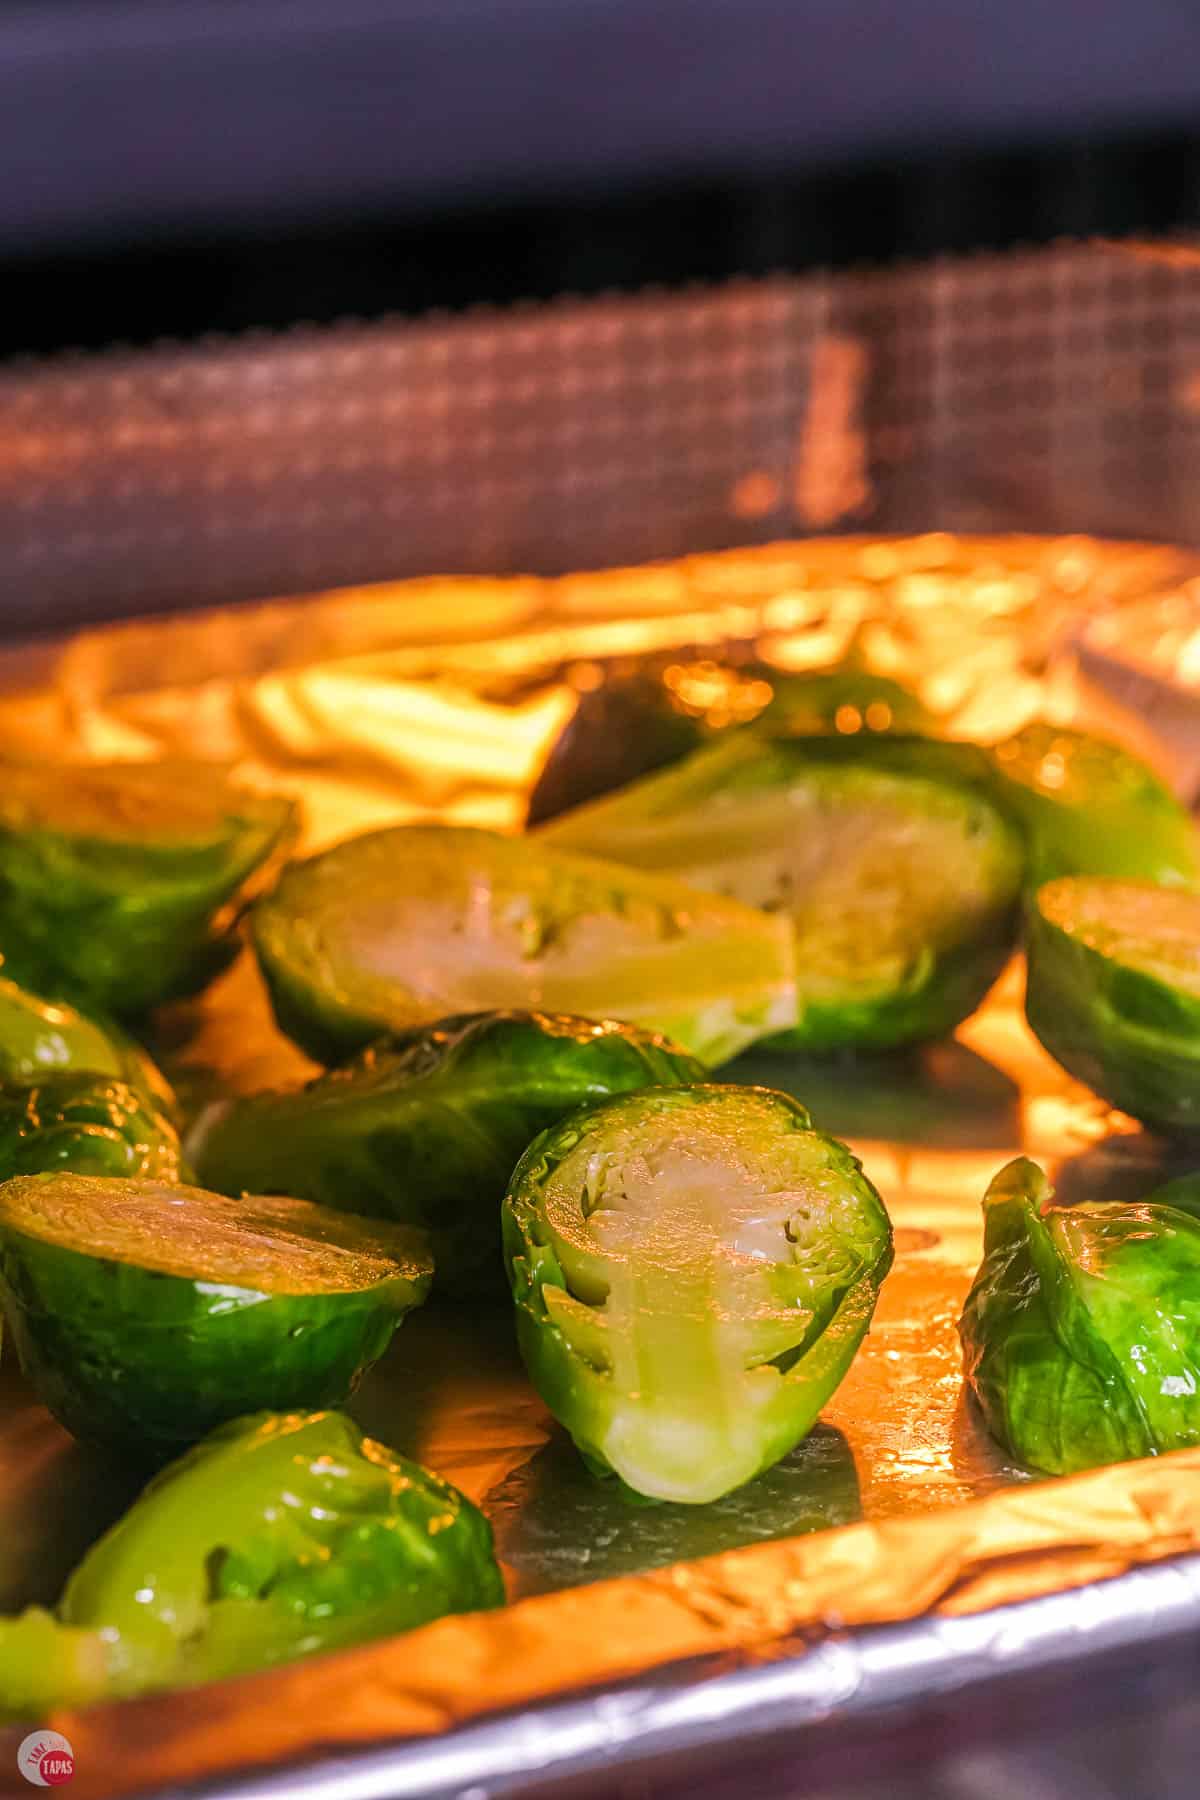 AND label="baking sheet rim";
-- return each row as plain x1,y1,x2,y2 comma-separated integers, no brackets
15,1441,1200,1800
